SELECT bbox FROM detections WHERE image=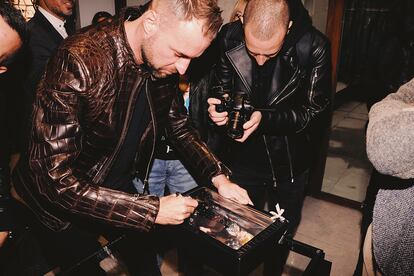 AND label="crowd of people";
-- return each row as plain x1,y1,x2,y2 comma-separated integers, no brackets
0,0,412,275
